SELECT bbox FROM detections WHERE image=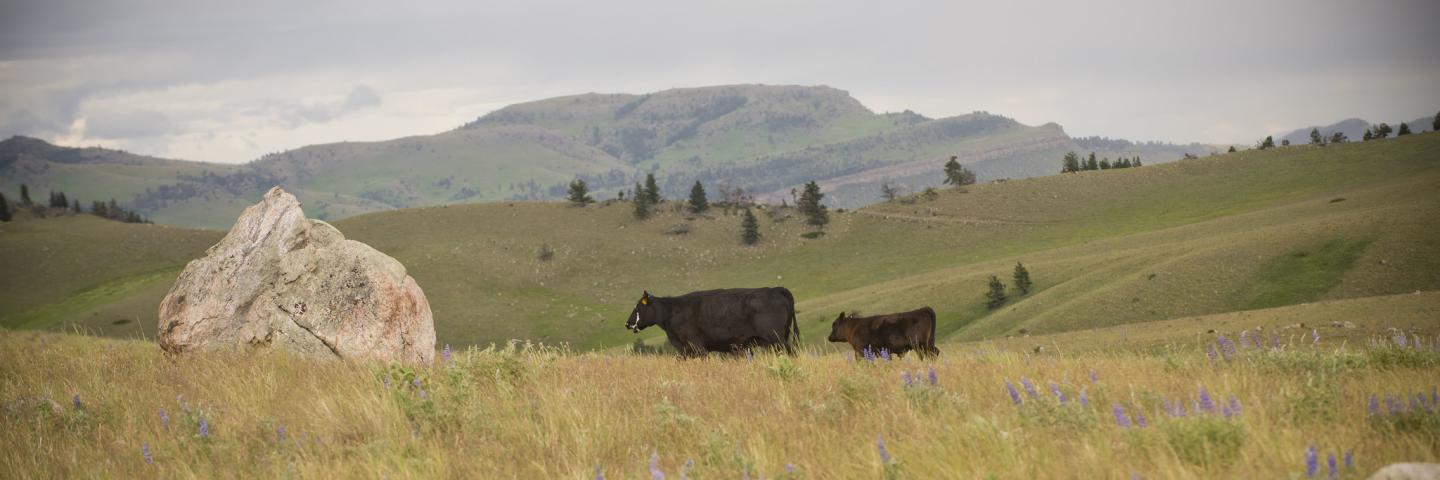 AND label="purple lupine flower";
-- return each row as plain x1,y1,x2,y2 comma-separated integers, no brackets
1130,473,1141,480
1112,404,1131,428
158,409,170,428
72,394,82,410
1228,396,1241,417
748,349,754,363
1239,330,1249,349
1217,336,1235,361
1305,444,1318,478
198,416,210,438
1079,388,1089,408
441,344,452,363
785,463,796,473
1089,369,1098,384
1049,381,1066,404
876,435,892,464
1174,401,1187,418
411,378,421,389
1021,378,1038,399
1205,344,1218,362
1253,331,1263,349
1344,450,1353,470
142,442,152,464
277,425,286,442
1198,386,1216,414
1327,453,1337,479
1386,394,1397,415
1223,405,1234,418
1432,387,1437,409
1135,408,1148,428
1006,381,1023,406
649,452,664,480
928,366,938,386
383,376,391,389
863,347,875,362
1272,334,1282,350
902,371,913,387
1369,394,1380,416
880,348,891,361
418,389,428,399
1394,333,1407,348
594,466,604,480
680,459,694,480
